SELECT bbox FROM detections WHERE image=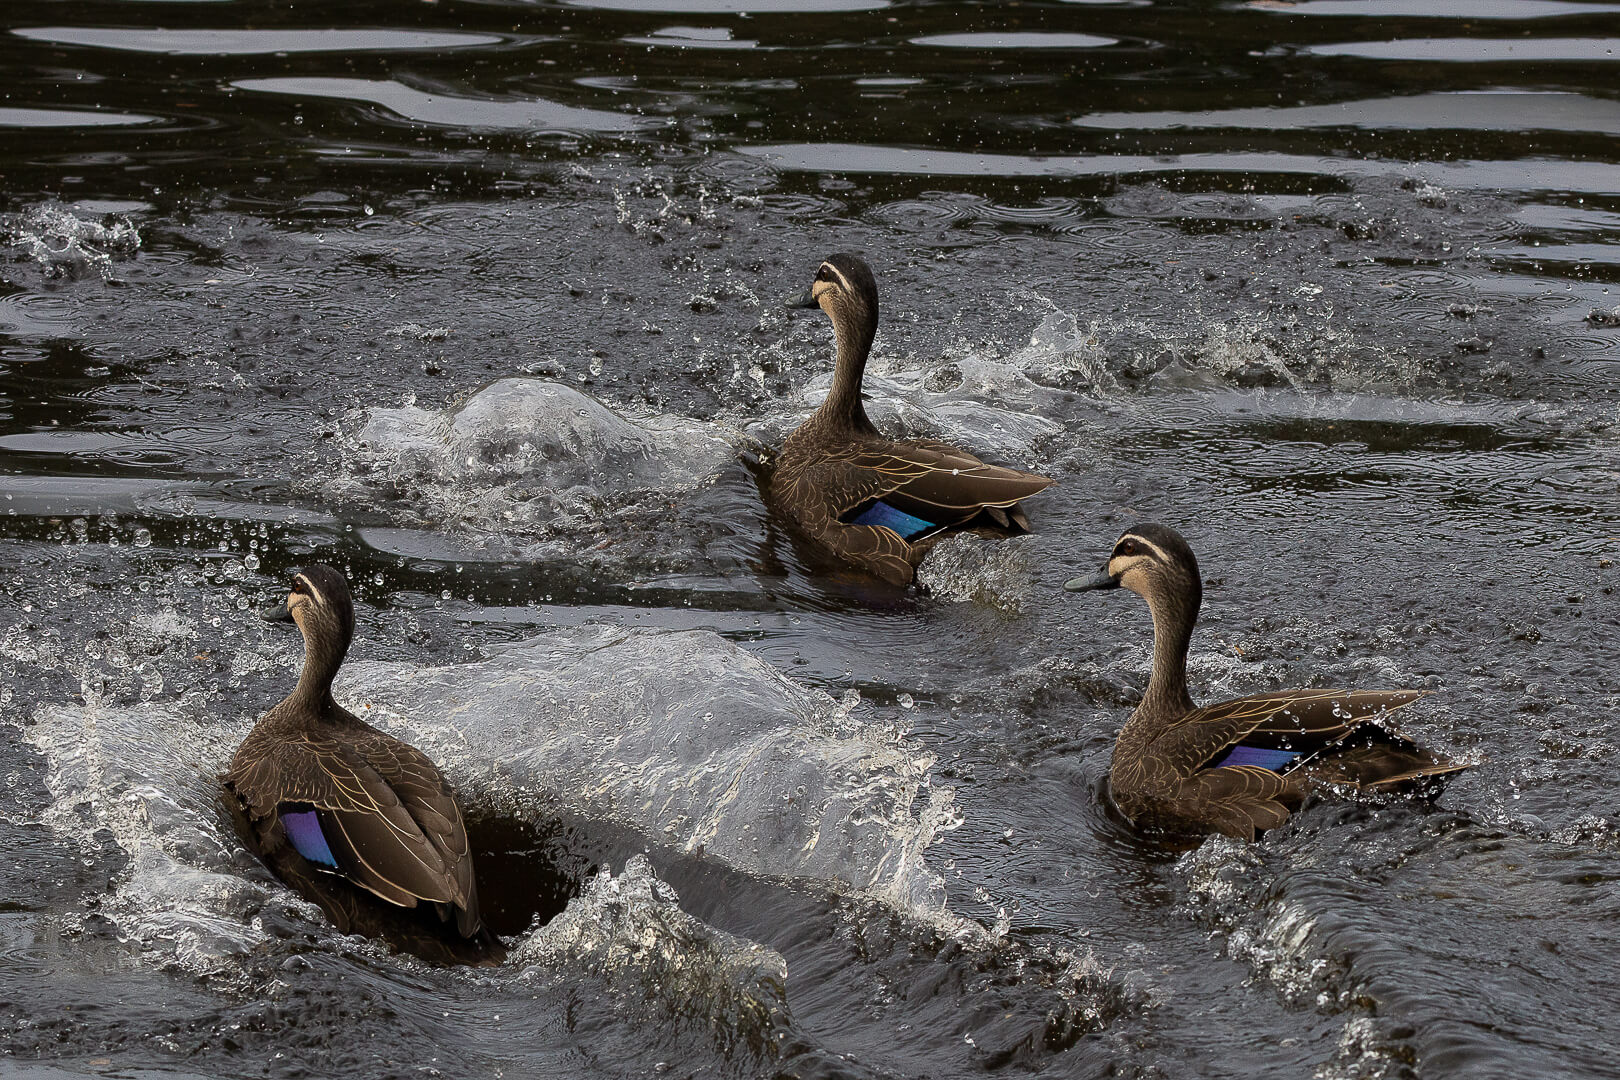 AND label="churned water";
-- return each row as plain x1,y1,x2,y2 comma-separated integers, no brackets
1,1,1618,1077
